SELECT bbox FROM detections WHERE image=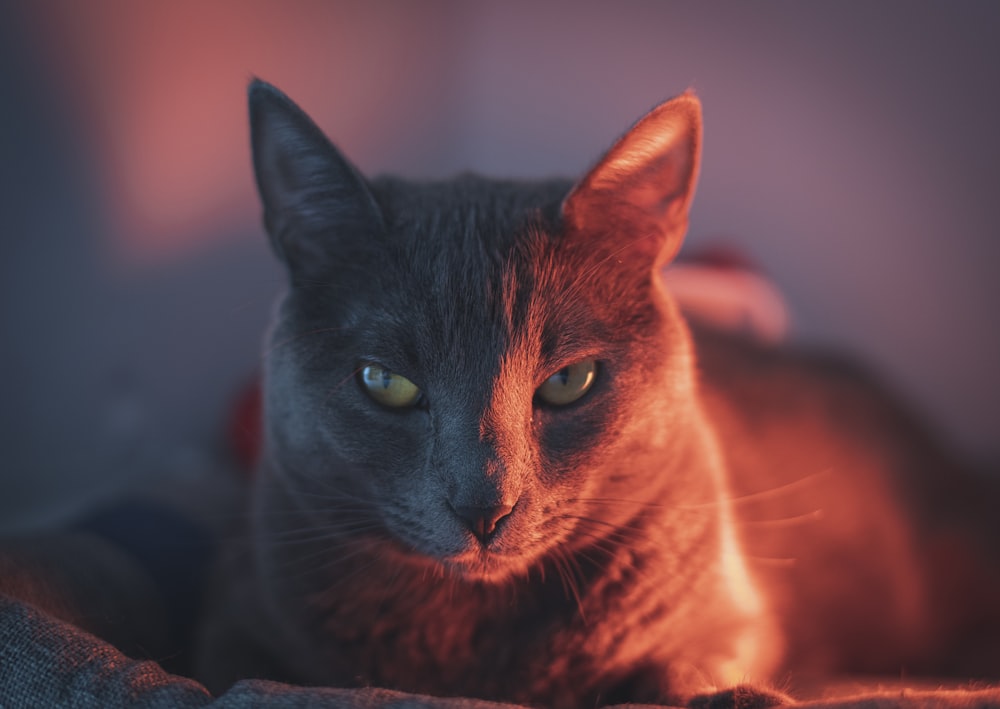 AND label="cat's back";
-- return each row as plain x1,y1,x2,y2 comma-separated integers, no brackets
693,325,1000,679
